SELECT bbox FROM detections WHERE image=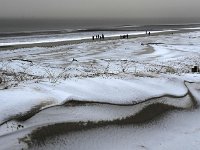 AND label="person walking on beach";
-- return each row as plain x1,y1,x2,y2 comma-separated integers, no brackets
148,32,151,36
102,34,104,39
127,34,129,39
92,36,95,40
